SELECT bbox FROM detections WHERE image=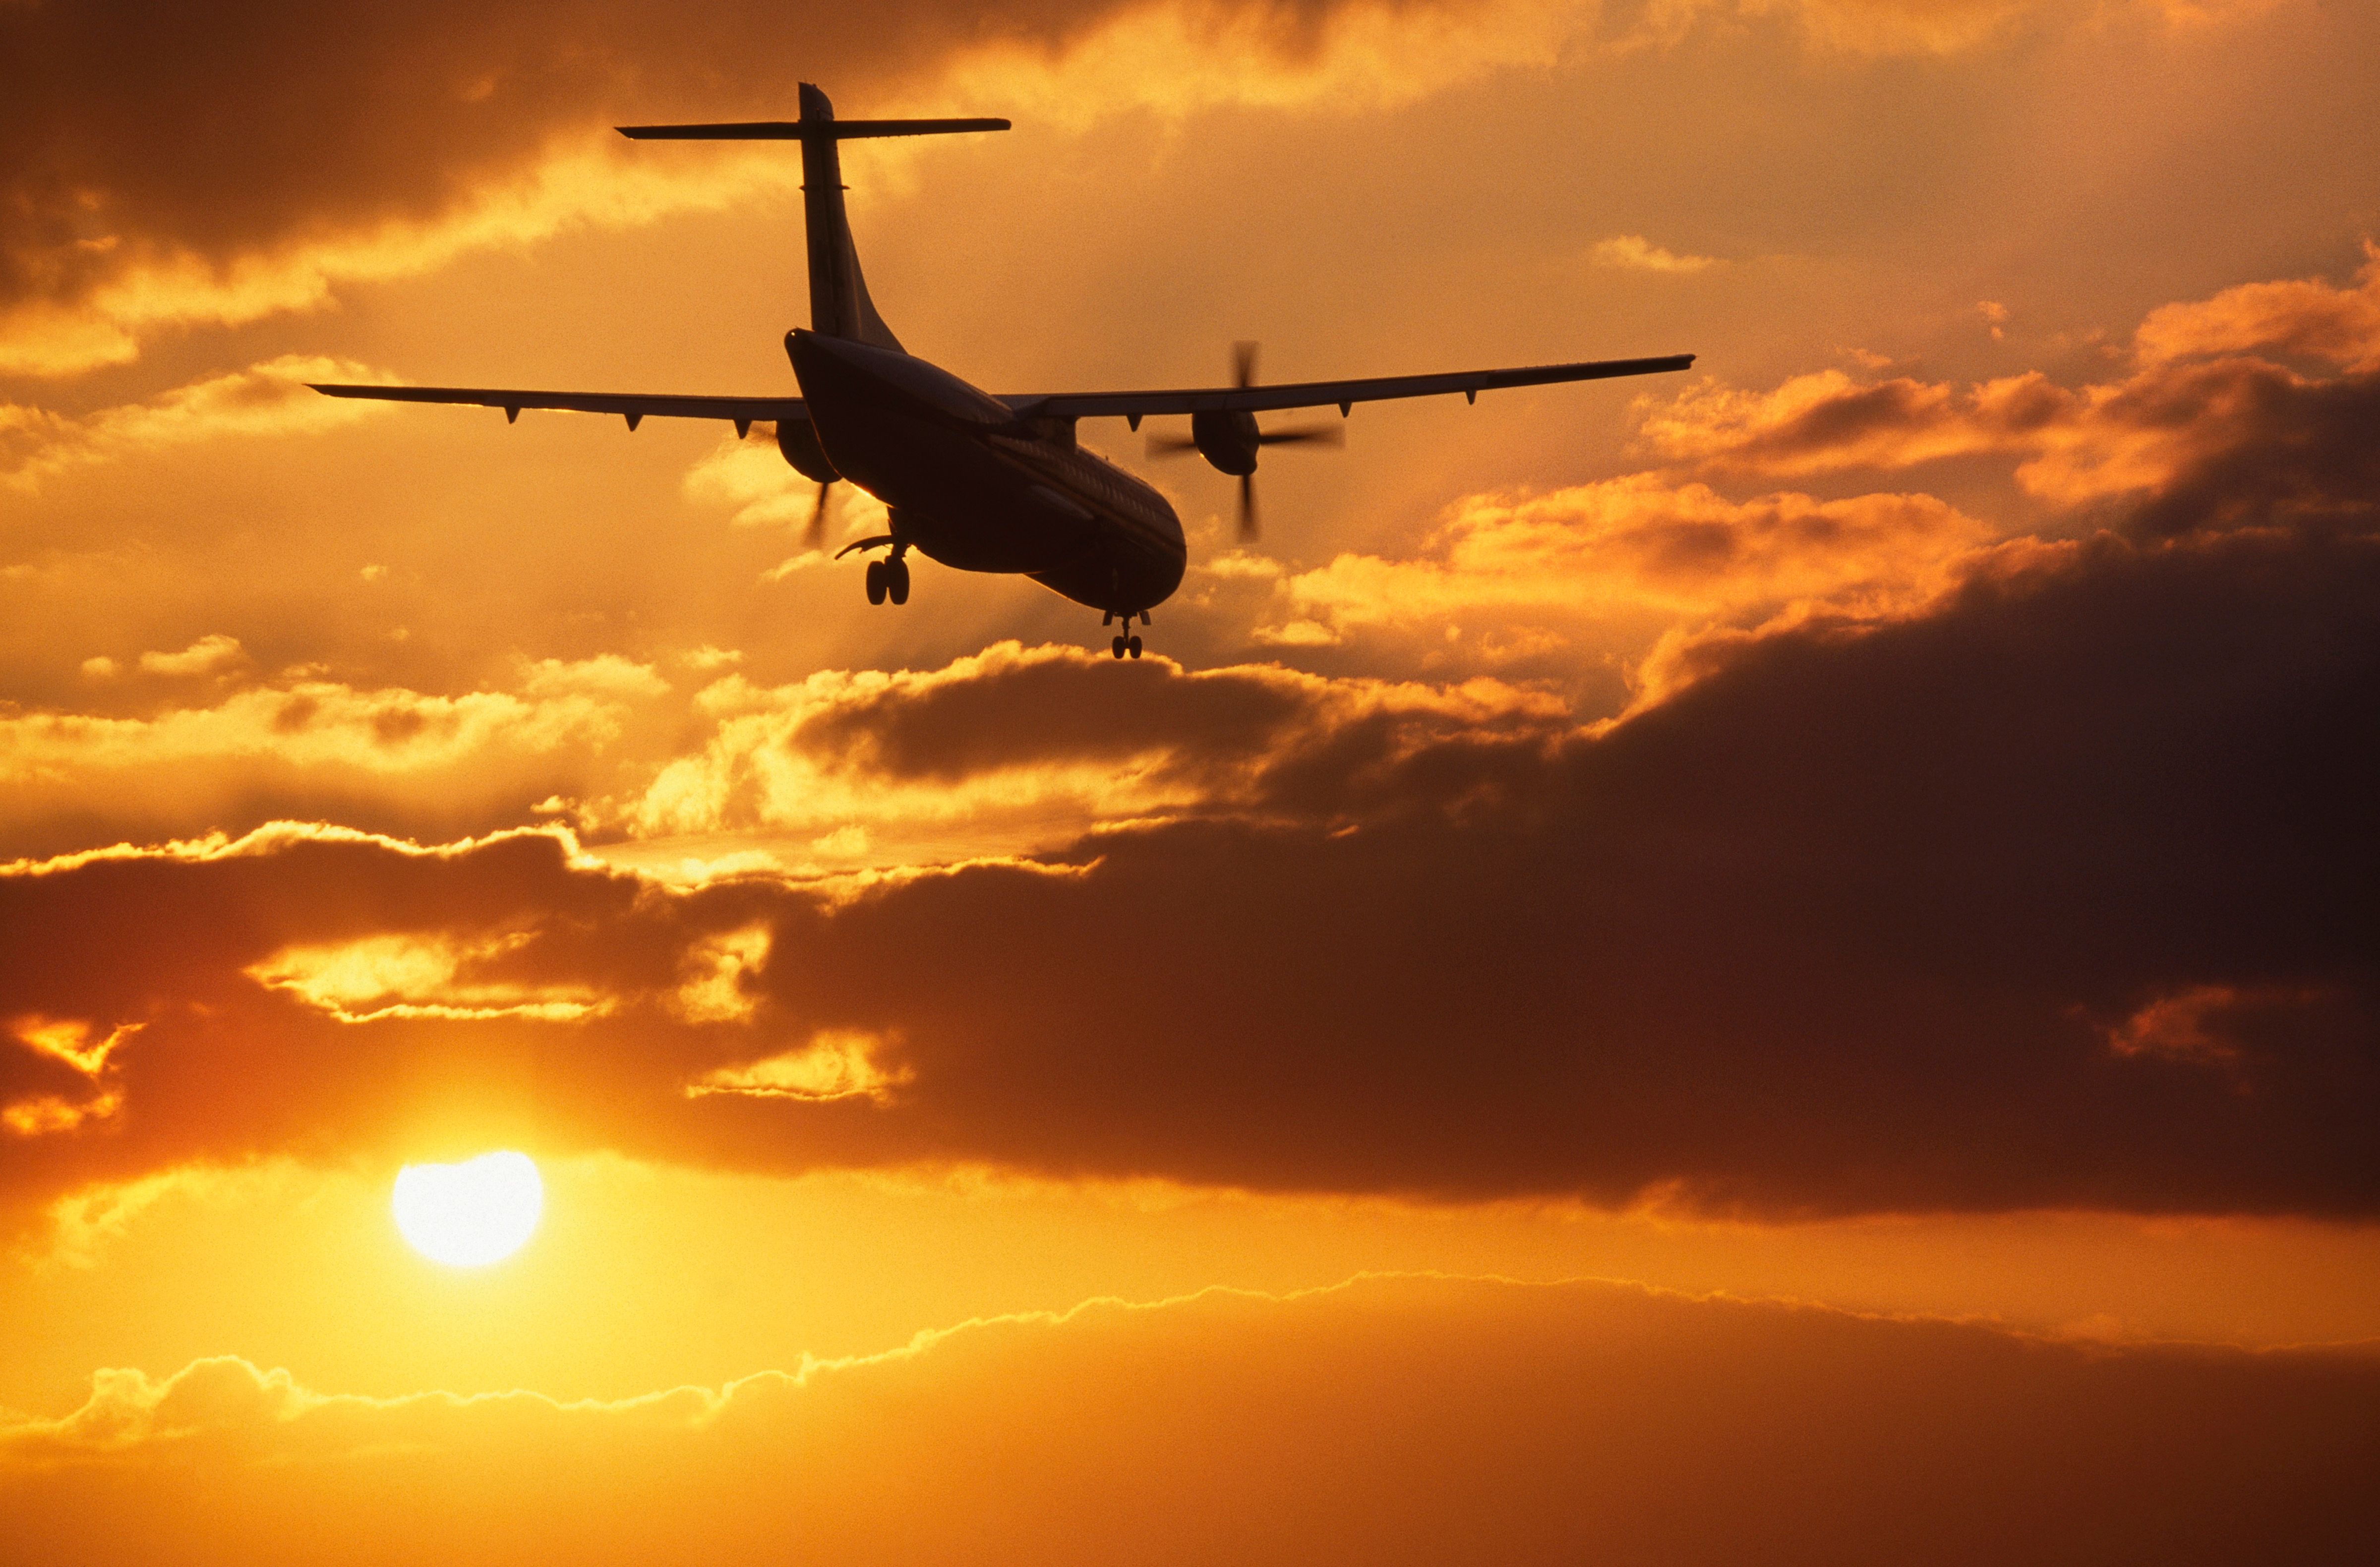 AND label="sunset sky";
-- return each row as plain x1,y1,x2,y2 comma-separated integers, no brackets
4,1,2378,1559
